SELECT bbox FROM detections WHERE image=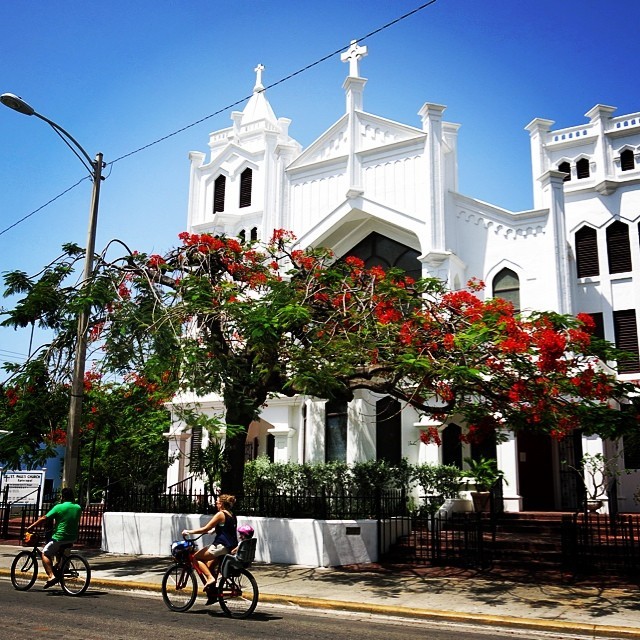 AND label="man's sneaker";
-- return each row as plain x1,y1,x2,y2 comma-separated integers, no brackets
43,577,59,589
